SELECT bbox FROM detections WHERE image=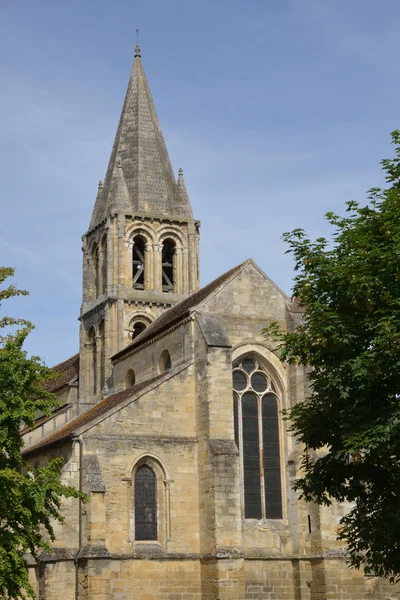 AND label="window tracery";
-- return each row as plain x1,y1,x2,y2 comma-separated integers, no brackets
233,356,283,519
